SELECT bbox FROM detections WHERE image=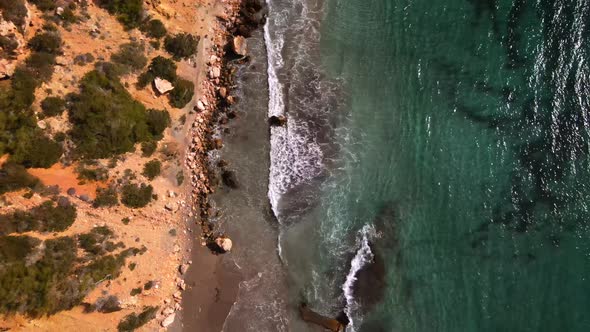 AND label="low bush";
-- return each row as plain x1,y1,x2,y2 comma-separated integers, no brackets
28,32,62,55
0,199,77,235
137,56,177,88
111,42,148,73
117,306,159,332
0,163,39,194
146,109,170,138
168,78,194,108
10,134,63,168
41,96,66,117
121,183,152,208
99,0,144,29
25,52,57,83
93,187,119,208
77,165,108,181
164,33,199,60
142,160,161,181
0,34,19,58
0,0,27,27
141,141,157,157
141,19,166,39
28,0,57,11
78,226,115,256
